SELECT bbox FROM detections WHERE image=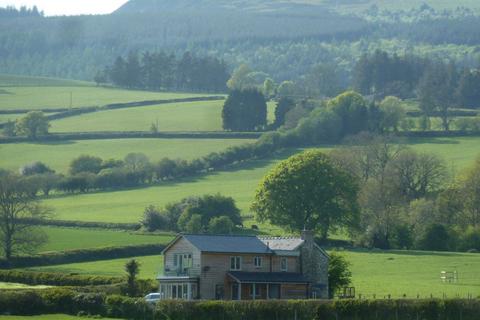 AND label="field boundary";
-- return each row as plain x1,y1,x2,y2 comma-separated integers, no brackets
0,131,262,143
0,244,166,269
0,95,225,115
21,218,142,231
